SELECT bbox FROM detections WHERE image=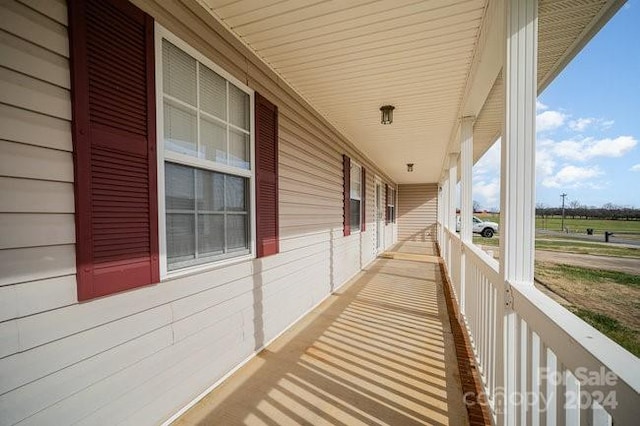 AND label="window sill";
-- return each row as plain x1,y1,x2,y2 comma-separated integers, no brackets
162,252,255,282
